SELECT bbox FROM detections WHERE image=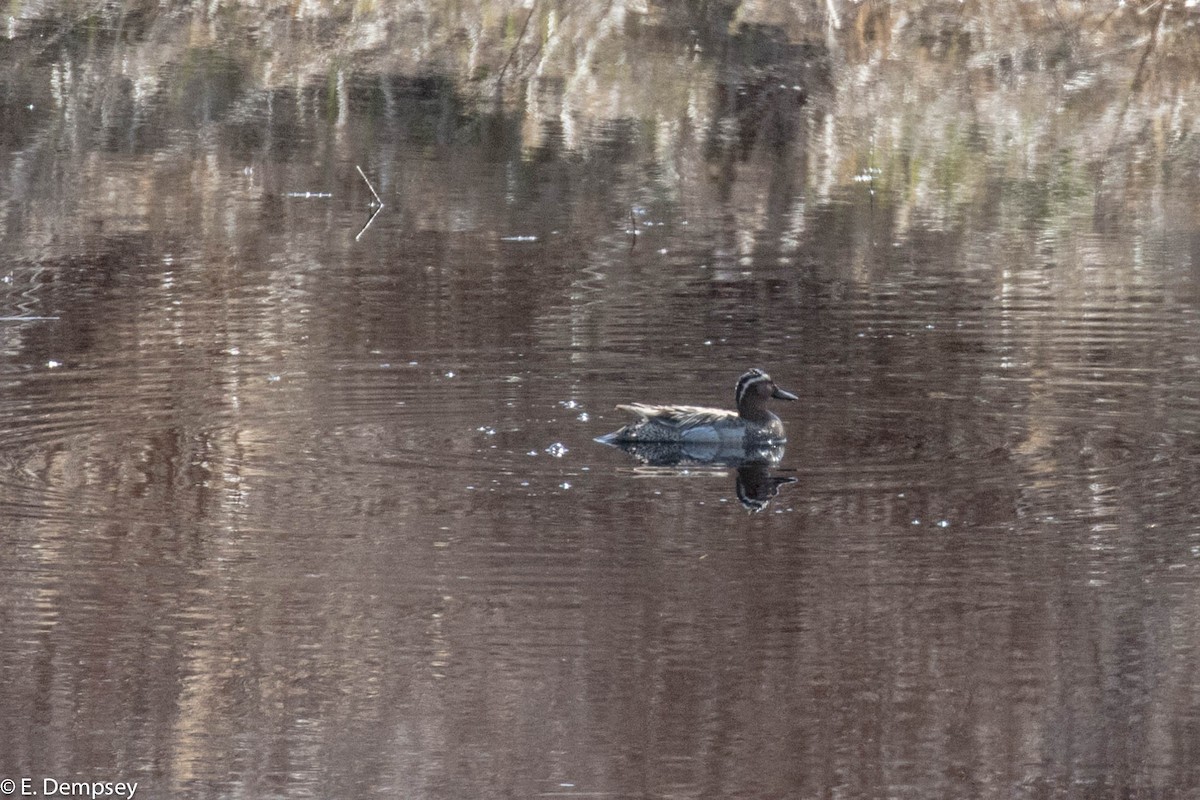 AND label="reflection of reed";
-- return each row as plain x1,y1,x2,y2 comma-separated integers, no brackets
5,1,1197,268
